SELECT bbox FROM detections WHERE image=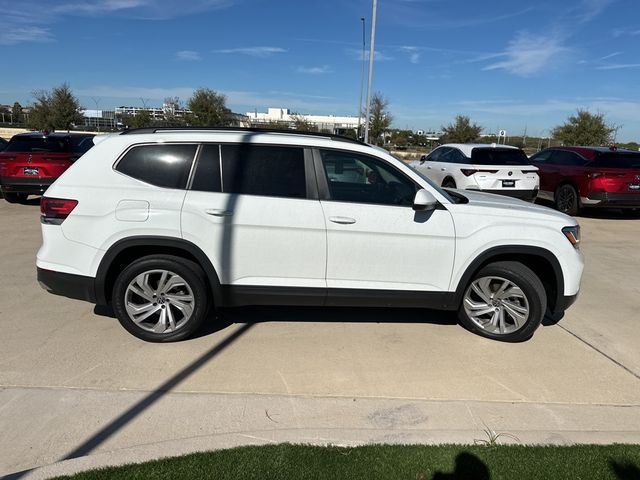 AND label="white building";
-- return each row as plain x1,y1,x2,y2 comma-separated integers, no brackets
246,108,362,134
